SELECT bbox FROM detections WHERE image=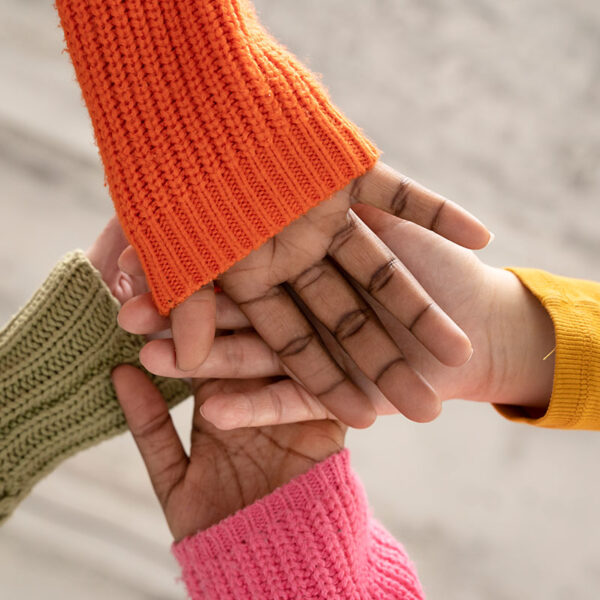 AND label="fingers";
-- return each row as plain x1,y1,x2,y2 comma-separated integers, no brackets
291,259,441,420
198,374,436,430
118,245,145,276
328,210,472,367
139,333,284,379
86,215,129,271
235,285,376,428
171,284,216,371
350,162,491,249
199,378,333,430
119,291,250,335
111,365,188,507
119,293,171,334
